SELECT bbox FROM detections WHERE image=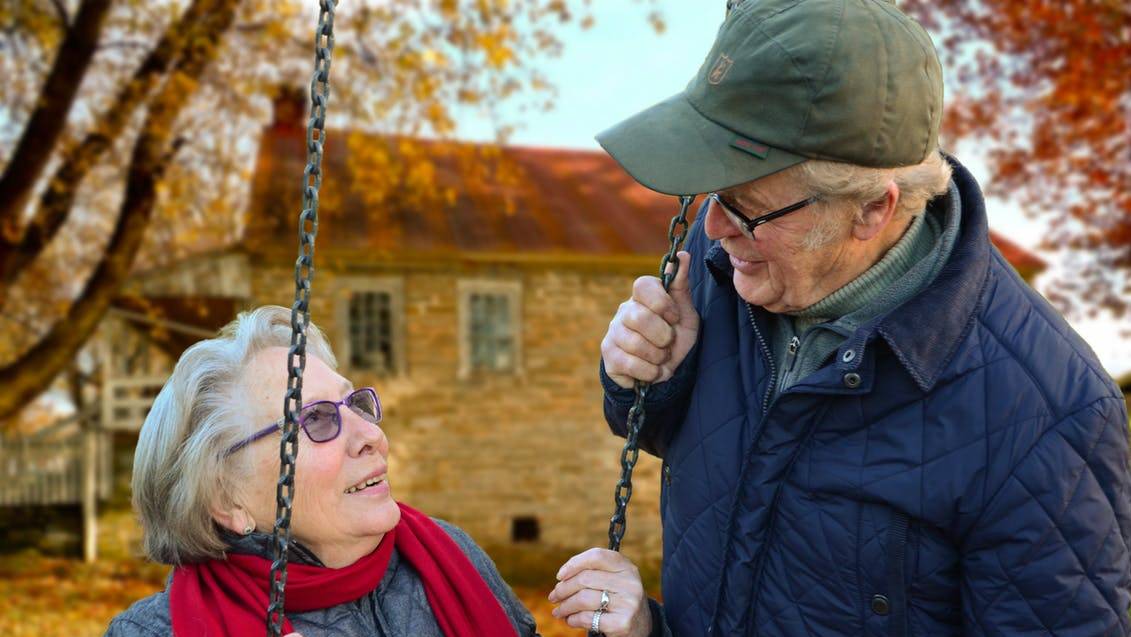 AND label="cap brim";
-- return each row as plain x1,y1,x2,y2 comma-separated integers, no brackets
596,93,807,196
